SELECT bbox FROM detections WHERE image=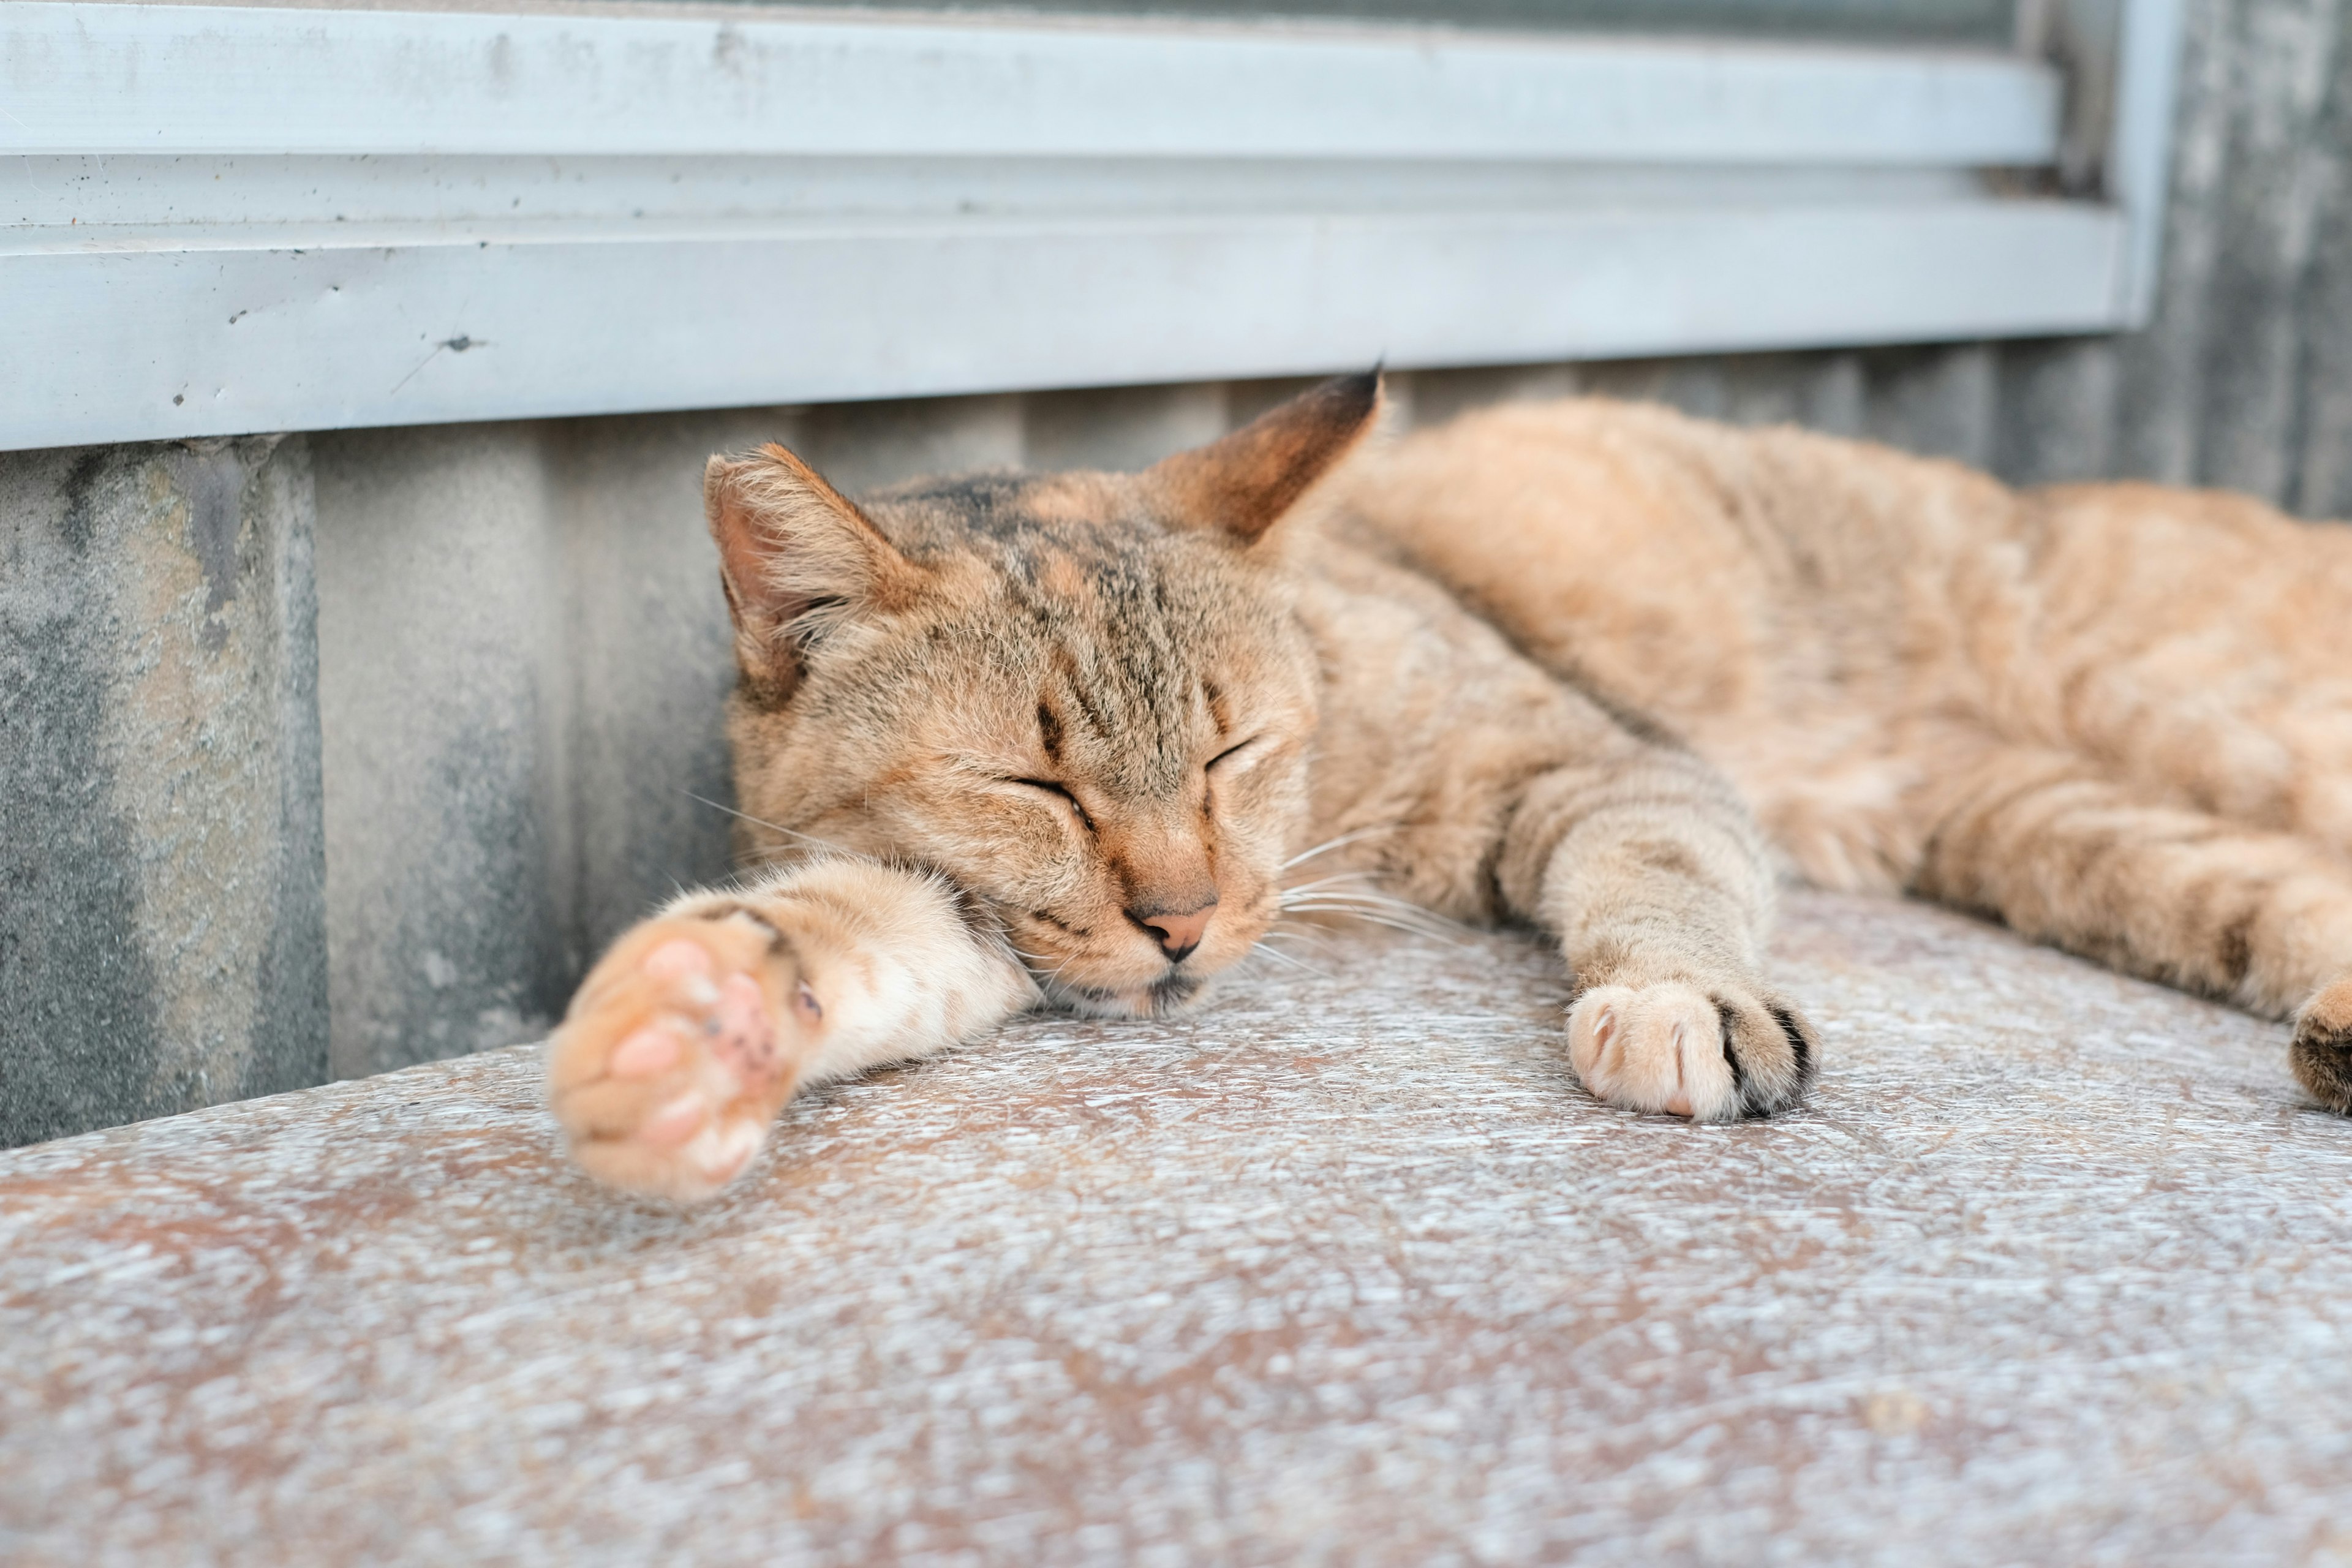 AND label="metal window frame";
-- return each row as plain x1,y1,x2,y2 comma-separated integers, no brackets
0,0,2182,451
